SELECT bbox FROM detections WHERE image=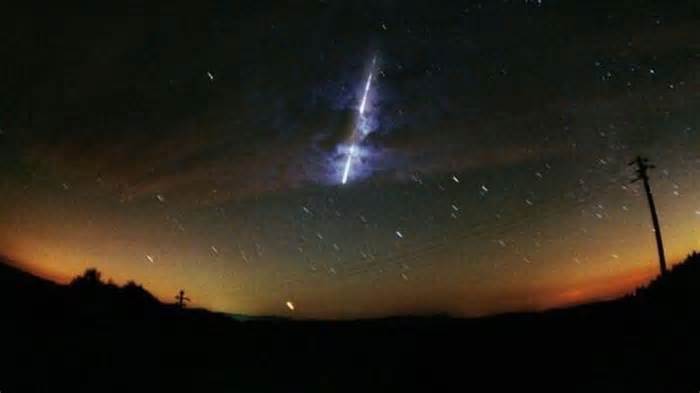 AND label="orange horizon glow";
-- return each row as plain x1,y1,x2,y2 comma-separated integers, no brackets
2,152,700,319
2,239,692,319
